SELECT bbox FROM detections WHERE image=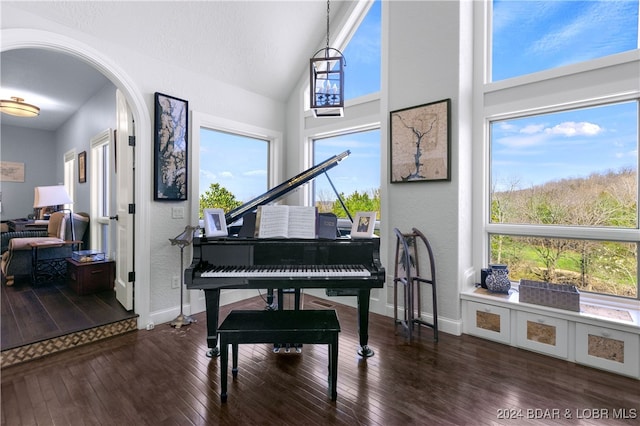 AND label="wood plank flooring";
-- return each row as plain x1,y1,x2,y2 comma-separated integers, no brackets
2,293,638,425
1,279,136,352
